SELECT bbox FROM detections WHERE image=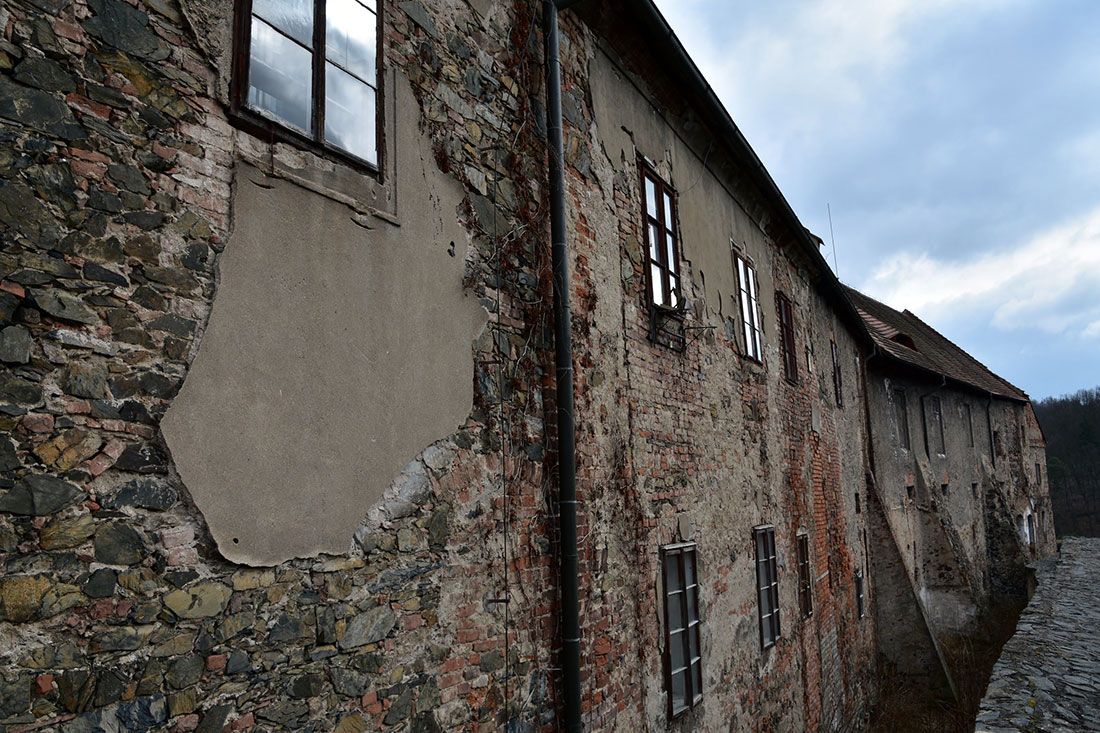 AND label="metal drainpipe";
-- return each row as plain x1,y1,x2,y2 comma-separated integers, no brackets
544,1,582,730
